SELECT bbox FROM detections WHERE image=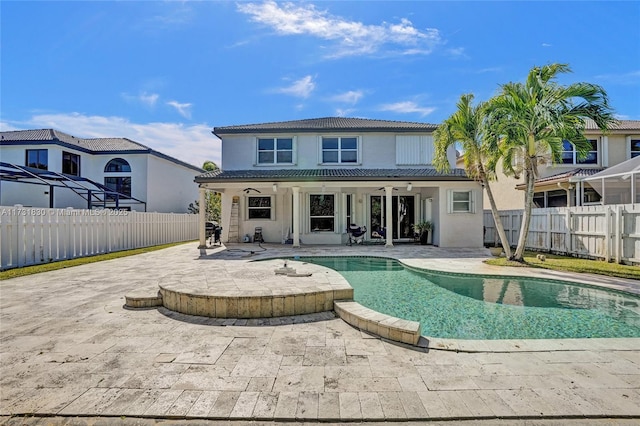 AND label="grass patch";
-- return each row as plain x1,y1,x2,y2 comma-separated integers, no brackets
485,251,640,280
0,241,193,280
